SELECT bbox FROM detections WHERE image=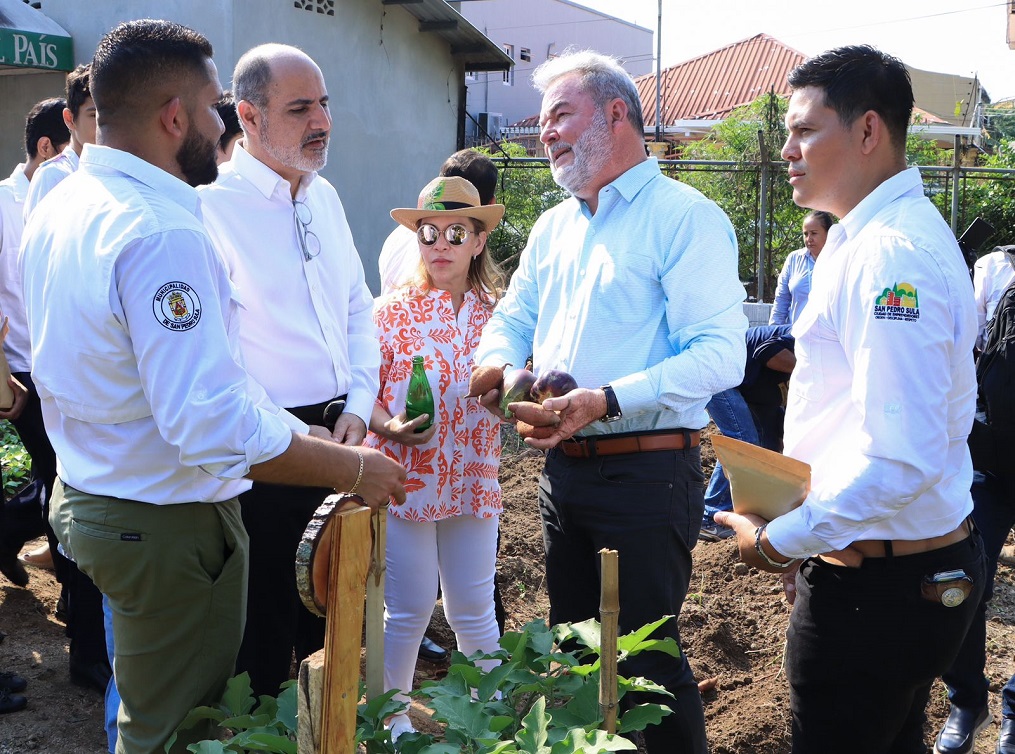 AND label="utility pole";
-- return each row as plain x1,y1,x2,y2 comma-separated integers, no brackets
654,0,662,143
